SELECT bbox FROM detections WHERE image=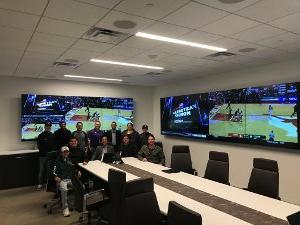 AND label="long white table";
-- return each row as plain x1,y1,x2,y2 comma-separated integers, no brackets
79,158,300,225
